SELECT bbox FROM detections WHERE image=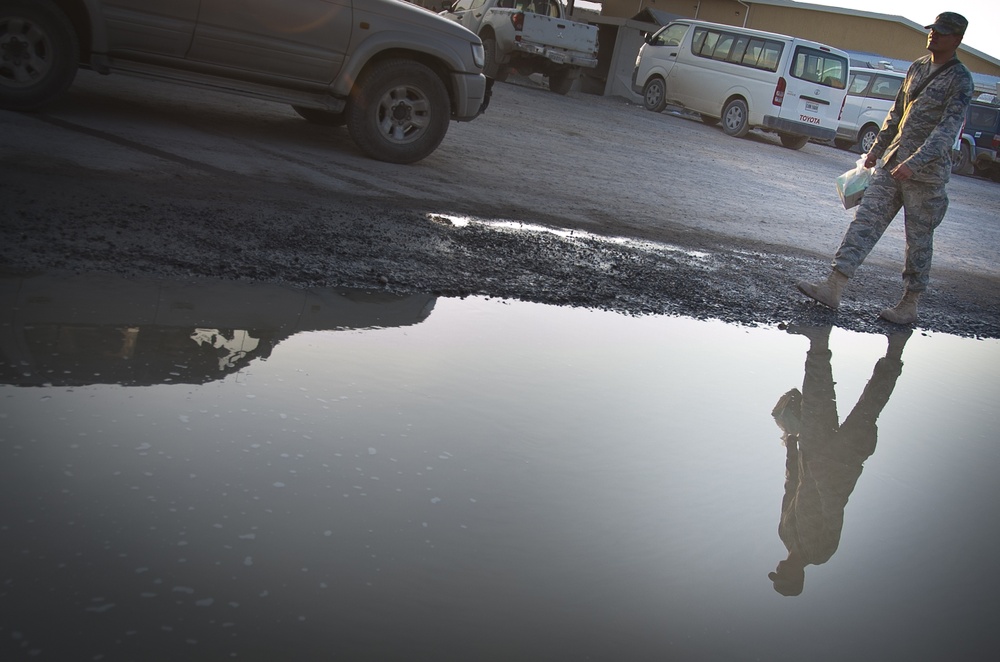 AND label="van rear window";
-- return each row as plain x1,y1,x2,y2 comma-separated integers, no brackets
847,72,873,96
869,75,903,101
791,47,848,89
967,105,998,131
691,27,783,73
